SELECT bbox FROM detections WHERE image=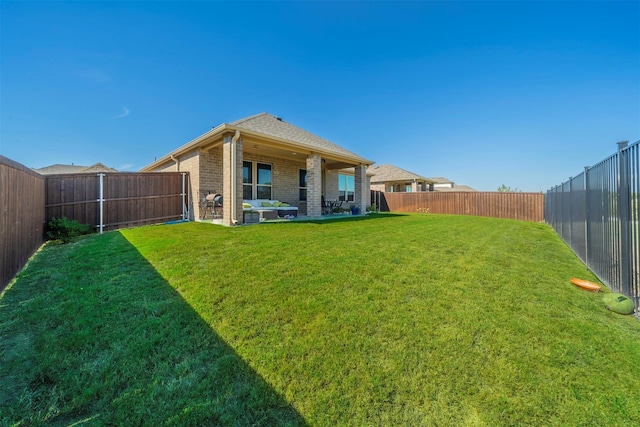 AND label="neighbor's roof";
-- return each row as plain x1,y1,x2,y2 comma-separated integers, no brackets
428,176,454,184
35,163,118,175
434,184,477,192
368,164,434,183
141,112,373,171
